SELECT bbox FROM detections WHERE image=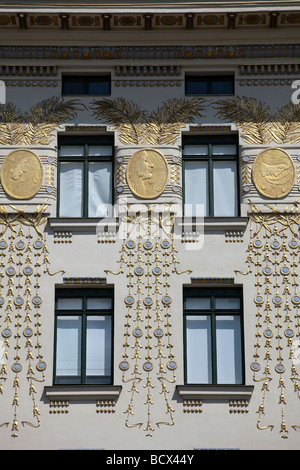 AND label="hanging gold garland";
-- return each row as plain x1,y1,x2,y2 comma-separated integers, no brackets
106,203,191,436
0,201,64,438
236,200,300,438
